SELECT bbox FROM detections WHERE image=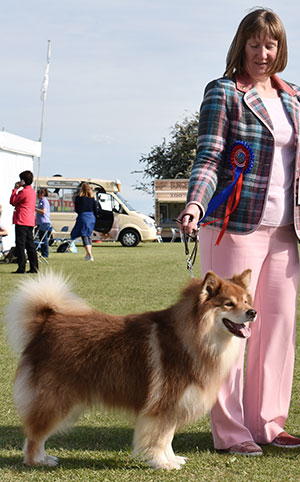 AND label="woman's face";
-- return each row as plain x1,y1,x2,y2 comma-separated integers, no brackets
244,31,278,81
